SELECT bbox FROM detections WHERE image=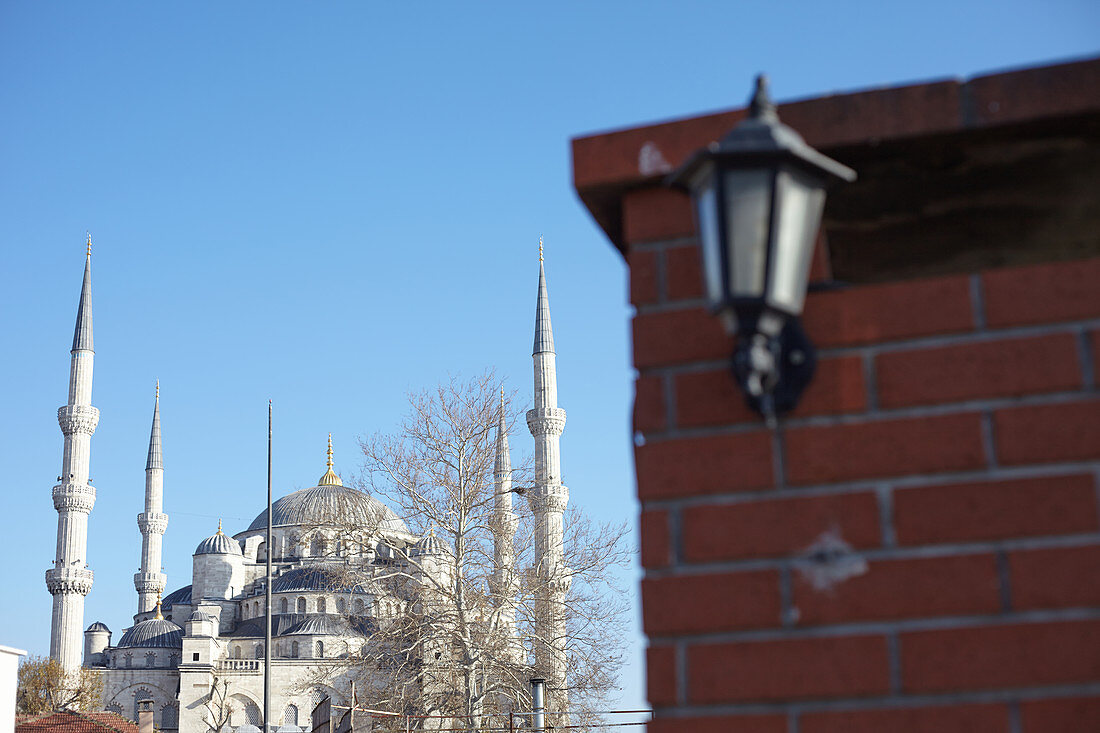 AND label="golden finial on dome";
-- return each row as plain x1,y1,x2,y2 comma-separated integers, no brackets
318,434,343,487
155,379,159,400
154,590,163,620
539,235,543,263
86,232,92,257
217,518,223,535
